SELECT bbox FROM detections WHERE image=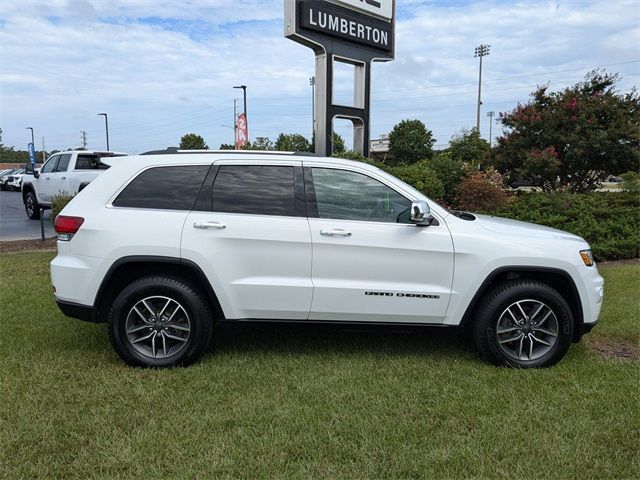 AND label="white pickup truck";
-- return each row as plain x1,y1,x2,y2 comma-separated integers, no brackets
22,150,126,219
